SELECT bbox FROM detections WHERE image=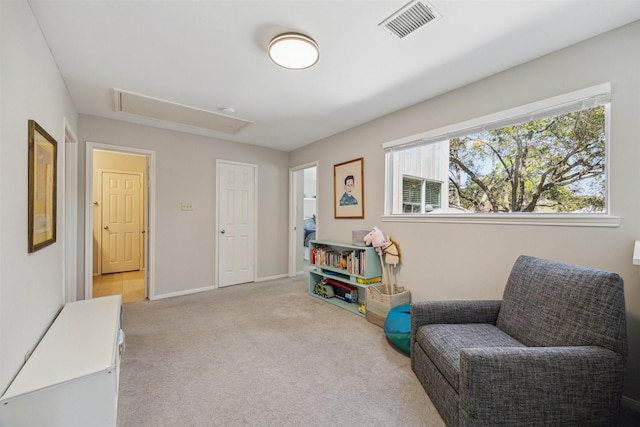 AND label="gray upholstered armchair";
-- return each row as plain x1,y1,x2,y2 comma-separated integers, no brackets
411,255,627,427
